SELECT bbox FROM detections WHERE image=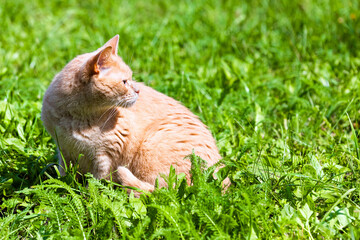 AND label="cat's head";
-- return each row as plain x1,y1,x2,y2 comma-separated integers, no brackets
60,35,139,109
